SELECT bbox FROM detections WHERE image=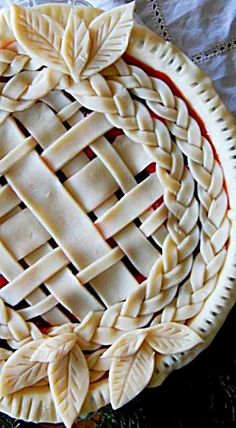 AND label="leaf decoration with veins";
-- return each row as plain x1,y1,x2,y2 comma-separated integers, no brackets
31,333,77,363
82,2,135,78
109,342,154,409
0,340,48,396
61,10,90,82
11,4,68,74
146,322,203,354
48,343,89,428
